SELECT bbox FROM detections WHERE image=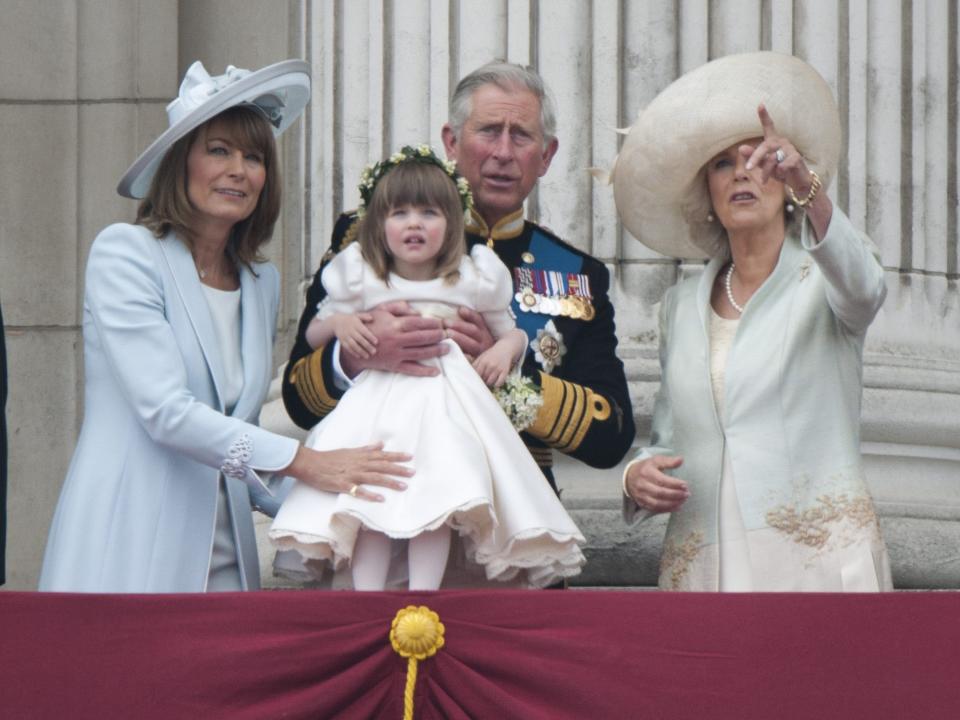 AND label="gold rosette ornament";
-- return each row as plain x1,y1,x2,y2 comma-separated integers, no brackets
390,606,445,720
